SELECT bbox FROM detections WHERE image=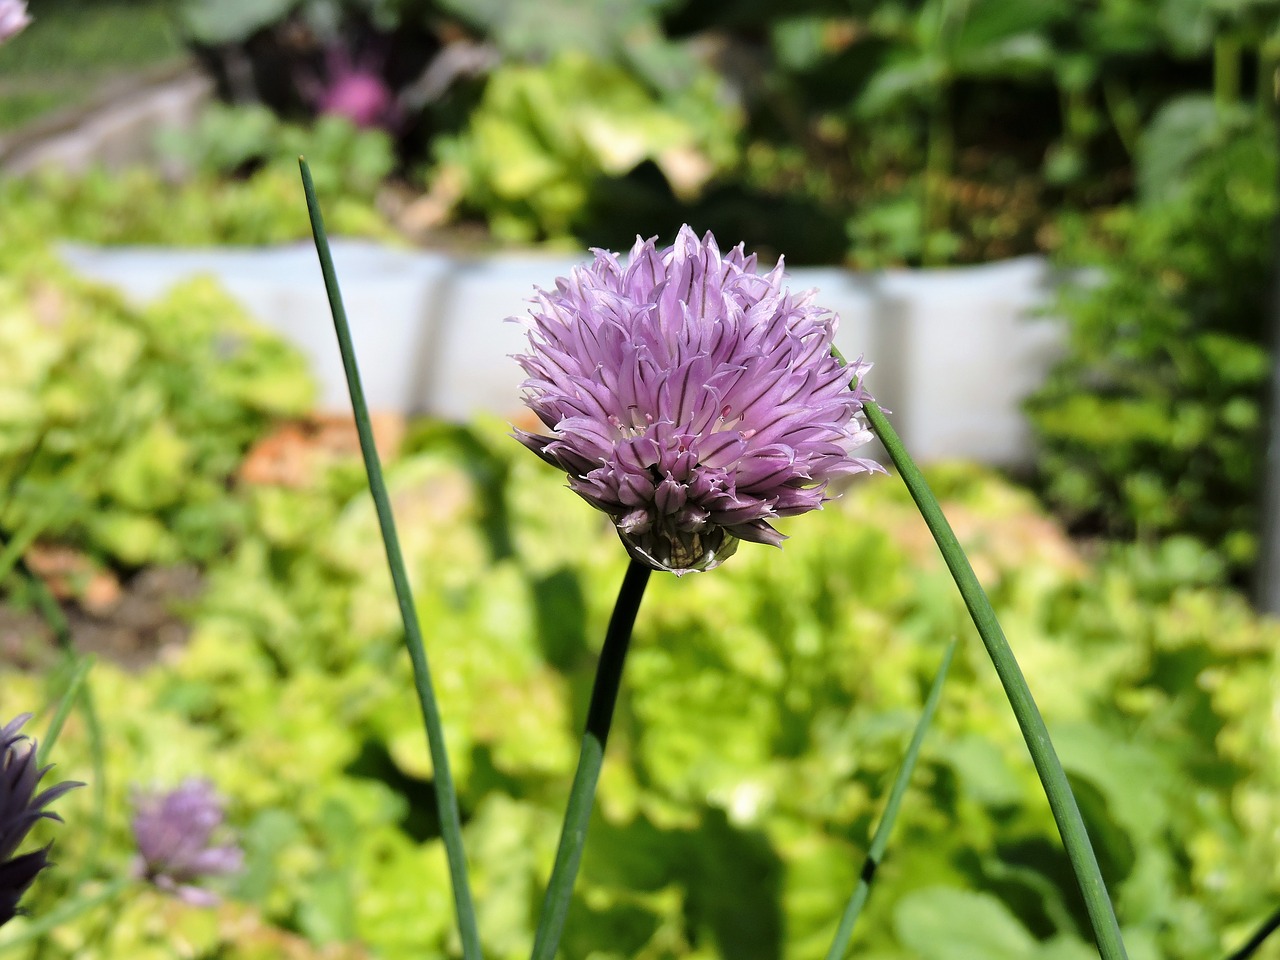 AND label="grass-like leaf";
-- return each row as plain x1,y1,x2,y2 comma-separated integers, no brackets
825,637,956,960
830,343,1127,960
38,654,94,765
862,396,1128,960
299,157,482,960
1224,905,1280,960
